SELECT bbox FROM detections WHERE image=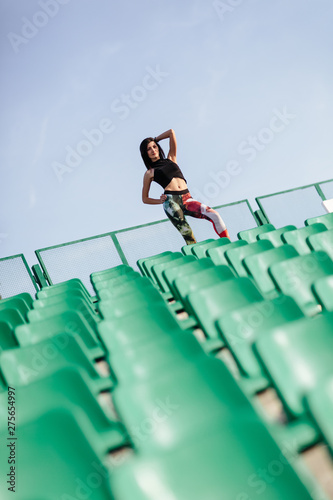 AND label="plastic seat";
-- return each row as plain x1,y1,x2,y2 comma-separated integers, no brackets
92,271,143,295
190,238,229,259
96,275,156,301
7,367,127,454
207,240,248,266
269,251,333,316
27,297,100,331
281,223,327,254
253,311,333,448
186,277,264,340
237,223,275,243
106,326,206,386
173,265,235,310
0,308,26,330
113,356,253,453
0,293,33,320
33,289,97,315
97,286,166,320
98,303,186,354
305,376,333,455
36,278,92,302
137,251,172,277
141,252,183,286
306,229,333,259
243,244,299,296
258,225,297,247
0,334,112,392
181,243,196,255
91,263,136,283
312,275,333,312
0,322,19,352
305,212,333,230
191,238,230,259
15,310,104,359
163,258,216,302
225,239,274,277
216,296,304,394
0,407,115,500
151,254,196,293
110,413,313,500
